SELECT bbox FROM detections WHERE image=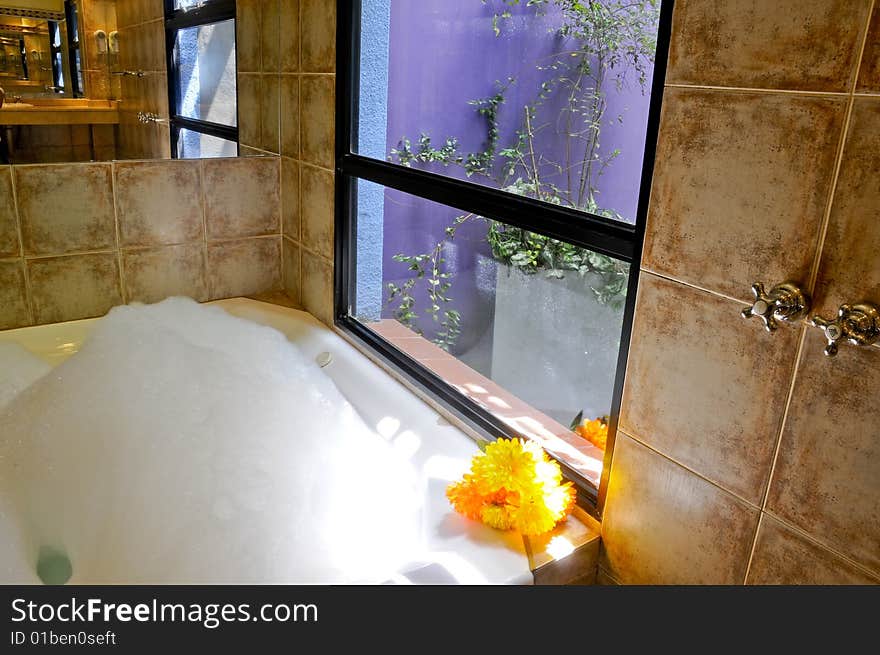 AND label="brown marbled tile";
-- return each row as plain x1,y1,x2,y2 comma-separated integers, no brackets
643,88,845,300
600,433,759,585
123,244,208,305
300,75,335,169
115,160,204,247
261,0,280,73
667,0,872,92
28,254,122,324
301,0,335,73
596,567,619,586
282,237,301,305
237,0,261,73
261,74,281,154
203,157,280,239
237,73,261,149
620,273,800,504
0,167,19,258
280,75,300,158
15,164,116,257
766,329,880,575
0,260,30,330
281,157,300,240
857,6,880,93
747,514,879,585
301,249,332,325
280,0,300,72
301,165,334,260
207,237,282,299
813,98,880,316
